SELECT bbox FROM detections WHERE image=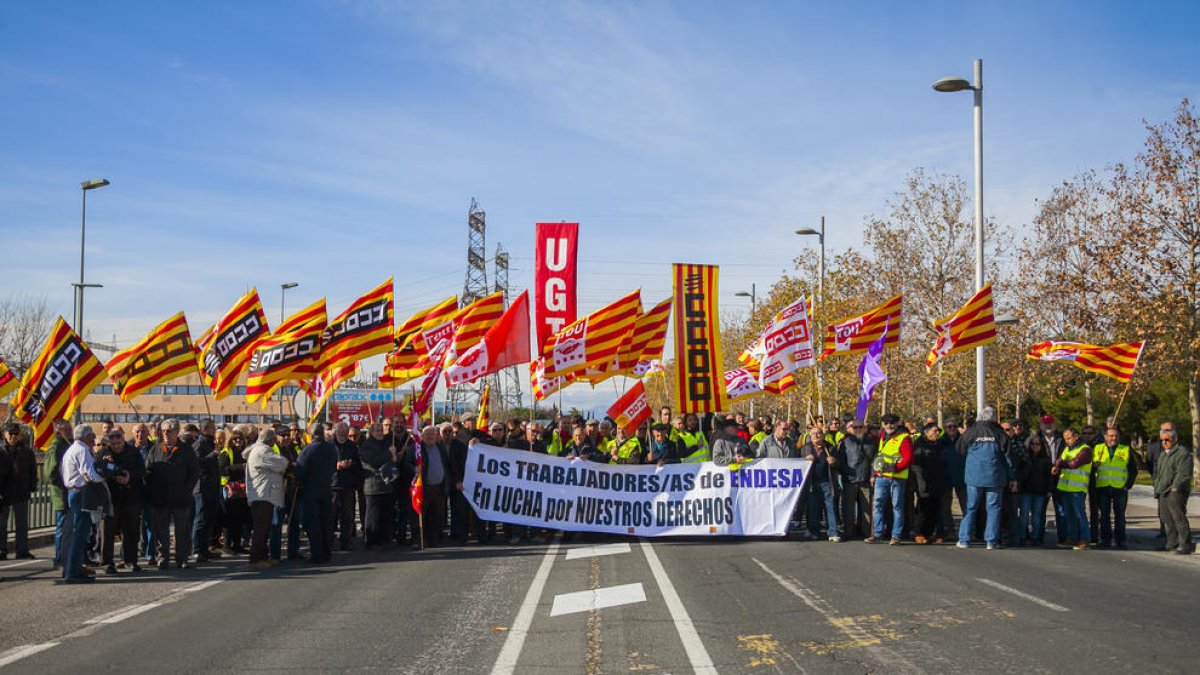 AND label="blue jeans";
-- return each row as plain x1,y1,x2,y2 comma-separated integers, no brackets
1019,493,1048,543
65,489,91,579
142,502,156,560
1095,487,1127,545
1059,490,1090,543
54,509,73,573
1051,490,1067,543
959,485,1003,546
872,476,905,539
807,480,839,538
192,493,221,557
